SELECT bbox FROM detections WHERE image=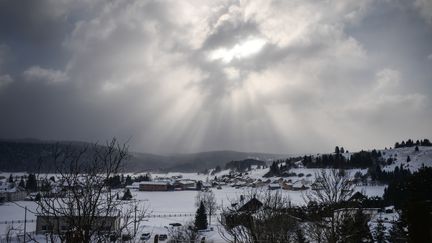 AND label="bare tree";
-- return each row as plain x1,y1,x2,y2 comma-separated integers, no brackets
35,138,148,243
304,169,354,205
167,222,200,243
303,169,356,243
195,190,218,226
219,189,300,243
